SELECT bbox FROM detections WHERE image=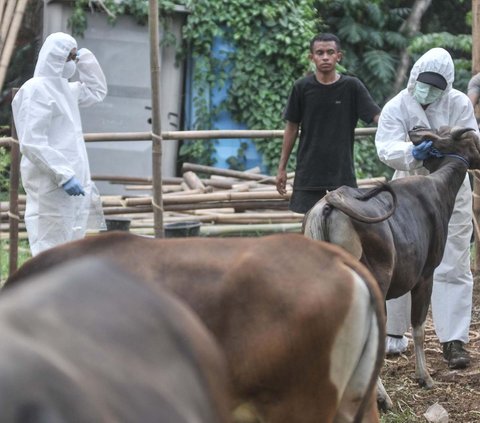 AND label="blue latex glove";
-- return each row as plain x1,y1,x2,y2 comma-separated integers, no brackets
62,177,85,196
412,140,433,161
